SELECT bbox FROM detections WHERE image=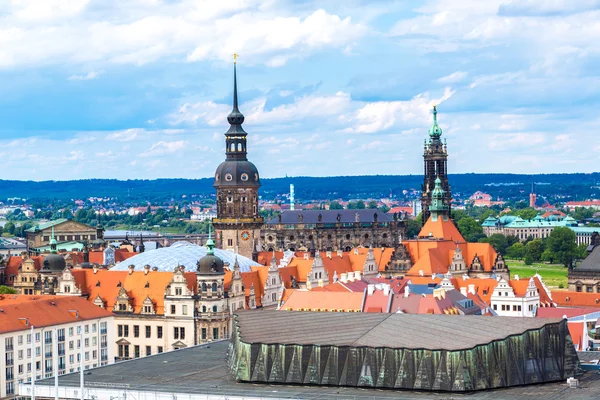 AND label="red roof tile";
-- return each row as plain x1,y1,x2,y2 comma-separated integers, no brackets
0,295,113,334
